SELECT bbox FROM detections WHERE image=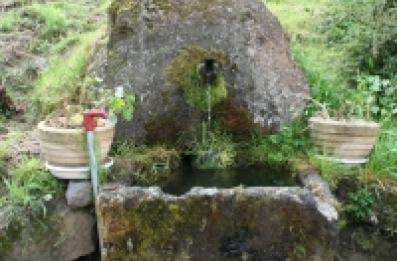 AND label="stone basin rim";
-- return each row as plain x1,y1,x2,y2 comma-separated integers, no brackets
99,170,339,224
101,185,305,199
